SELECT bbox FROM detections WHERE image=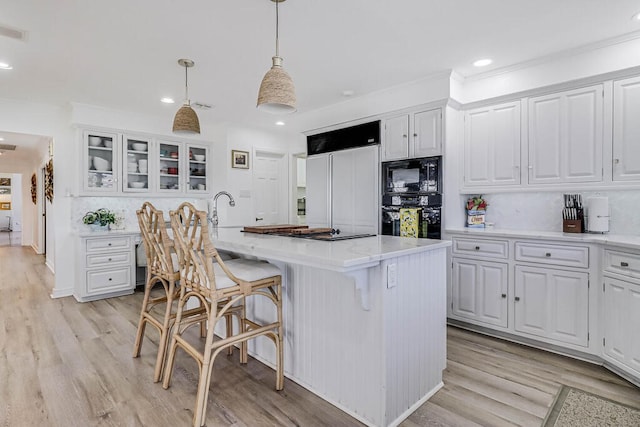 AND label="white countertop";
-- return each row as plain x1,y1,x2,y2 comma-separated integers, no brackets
210,227,451,272
75,228,140,238
446,227,640,251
